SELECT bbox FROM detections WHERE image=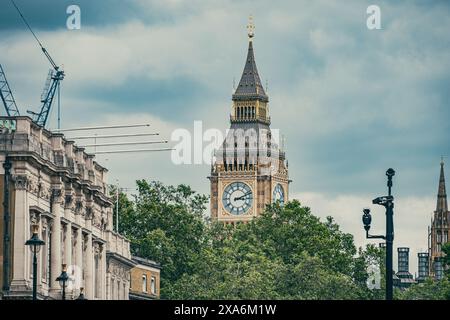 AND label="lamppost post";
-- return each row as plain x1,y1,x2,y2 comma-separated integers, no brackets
2,157,12,293
362,168,396,300
384,168,395,300
25,224,45,300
